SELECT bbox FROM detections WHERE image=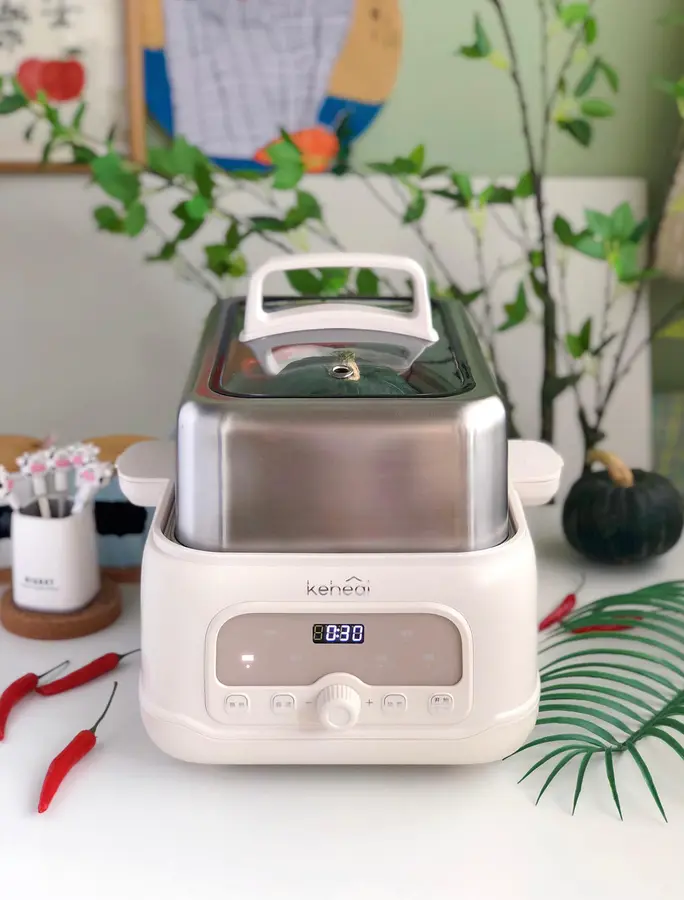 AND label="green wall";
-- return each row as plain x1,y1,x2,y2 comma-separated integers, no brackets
354,0,684,392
